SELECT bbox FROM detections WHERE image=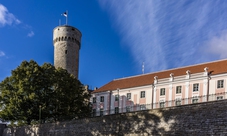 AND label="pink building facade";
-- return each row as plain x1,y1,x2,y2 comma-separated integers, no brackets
91,59,227,116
